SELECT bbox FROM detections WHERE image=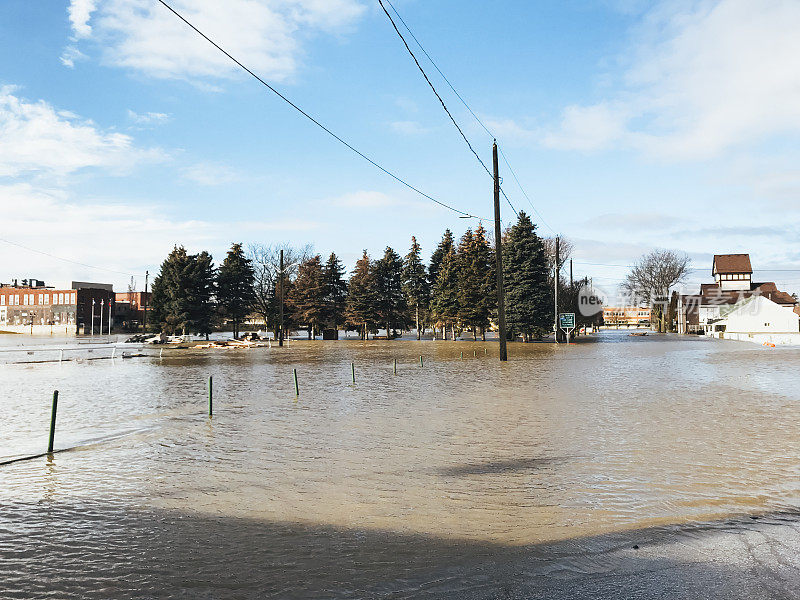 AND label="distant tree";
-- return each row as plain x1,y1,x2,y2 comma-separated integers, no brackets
217,243,255,338
503,212,551,341
457,227,494,340
322,252,348,333
622,249,691,333
247,243,312,339
402,236,429,339
288,255,326,339
374,246,409,338
428,229,455,338
543,236,574,275
345,250,379,340
473,223,495,340
191,250,217,338
430,245,460,340
150,245,216,336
